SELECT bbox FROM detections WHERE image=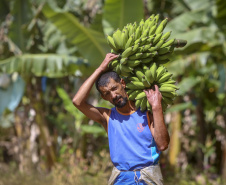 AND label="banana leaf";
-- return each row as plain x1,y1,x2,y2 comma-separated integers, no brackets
0,54,88,78
102,0,144,35
43,4,110,70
